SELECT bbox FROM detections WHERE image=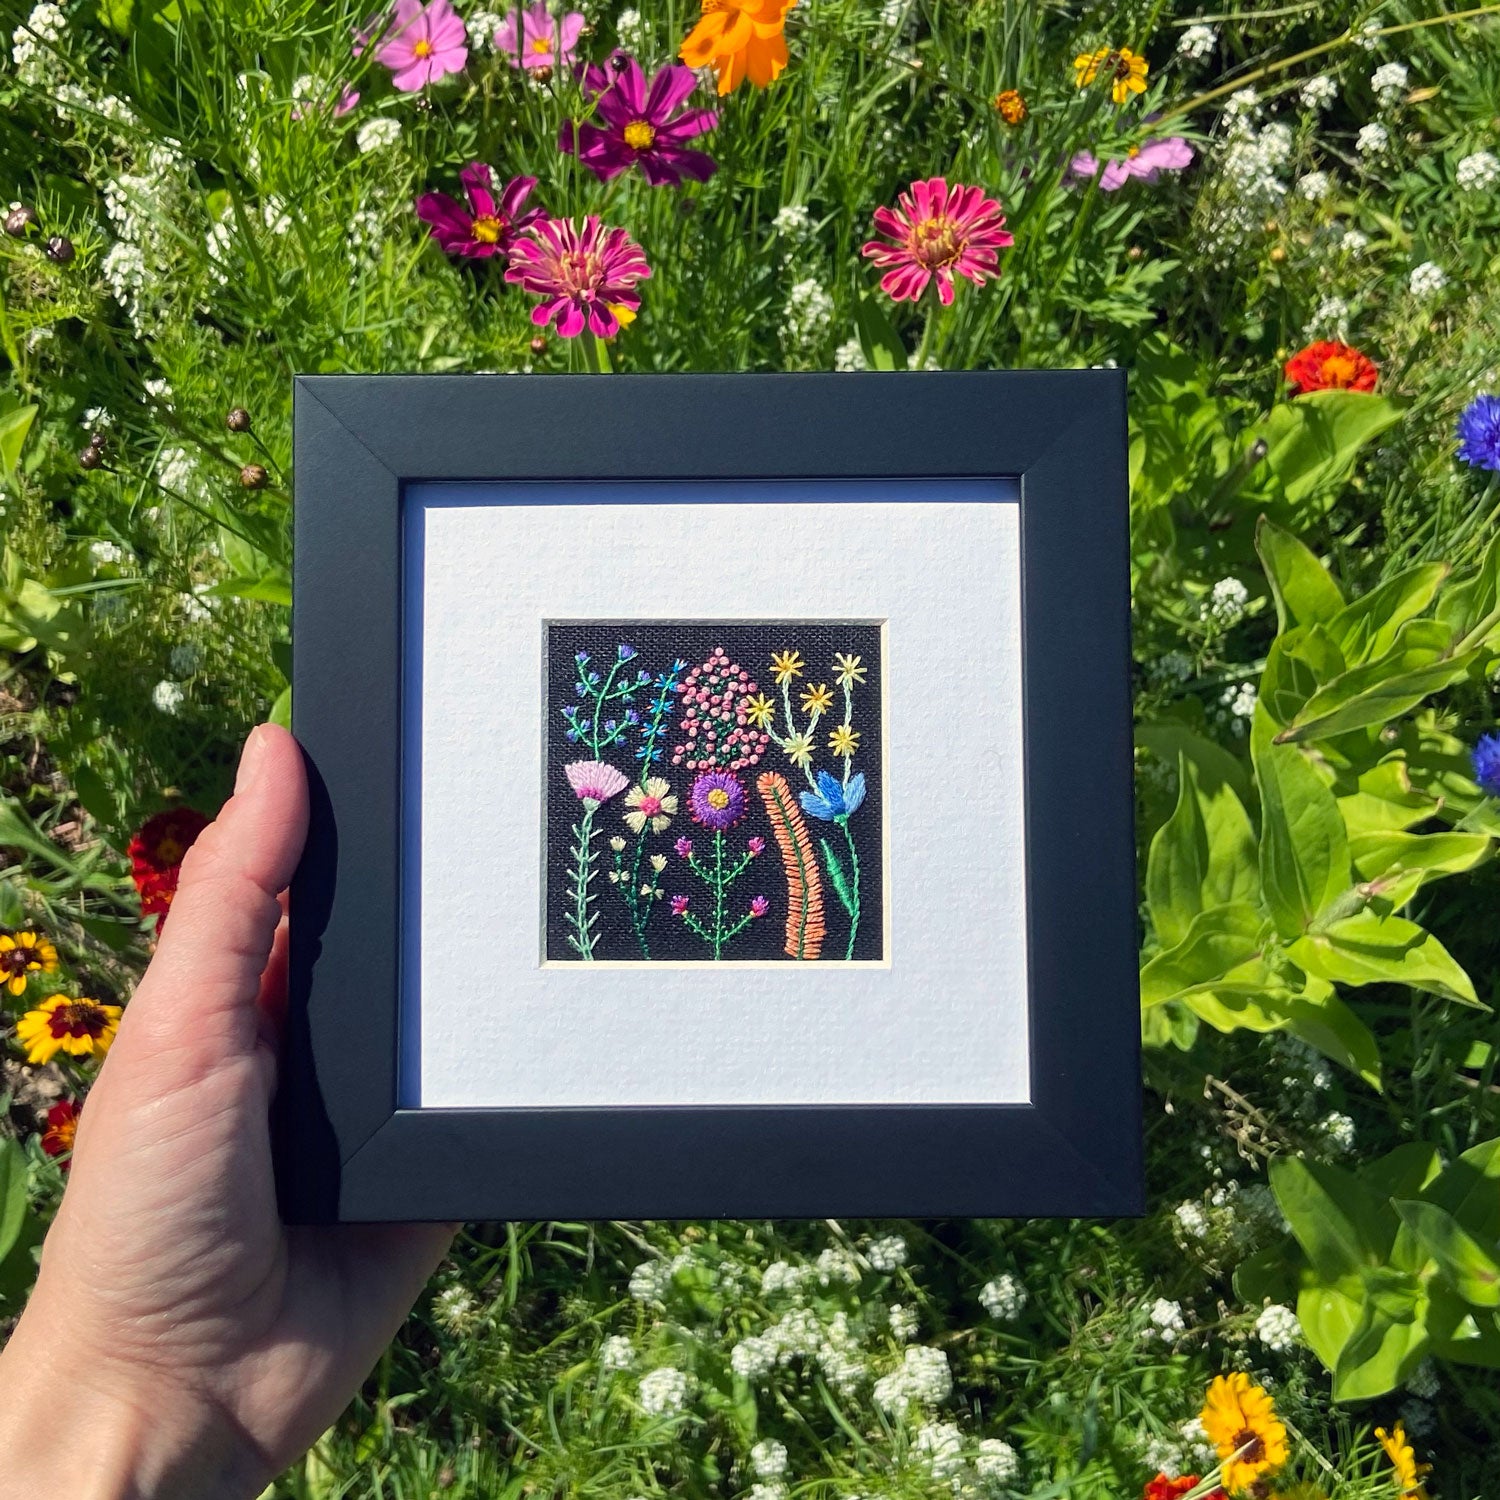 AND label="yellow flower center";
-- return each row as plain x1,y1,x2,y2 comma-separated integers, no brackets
531,35,552,53
1321,352,1358,385
413,38,434,57
50,1117,77,1151
707,788,730,810
1127,145,1141,158
623,119,656,150
471,214,503,243
911,215,964,269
